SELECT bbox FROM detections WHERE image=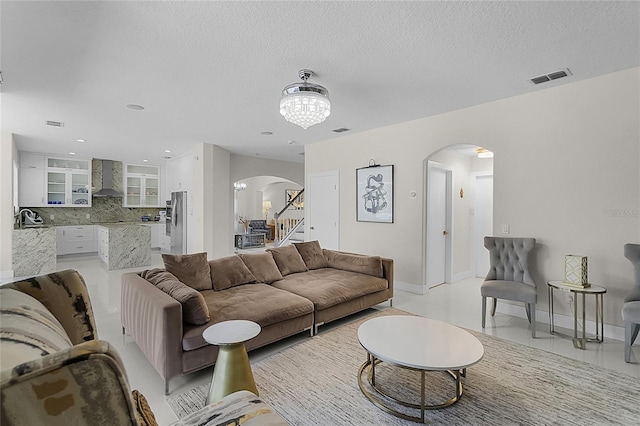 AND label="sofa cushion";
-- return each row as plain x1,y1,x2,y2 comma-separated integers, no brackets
209,255,257,291
182,284,314,351
272,268,388,310
0,288,73,371
323,249,383,278
294,240,328,270
238,252,284,284
267,245,308,276
162,252,213,291
141,269,210,325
